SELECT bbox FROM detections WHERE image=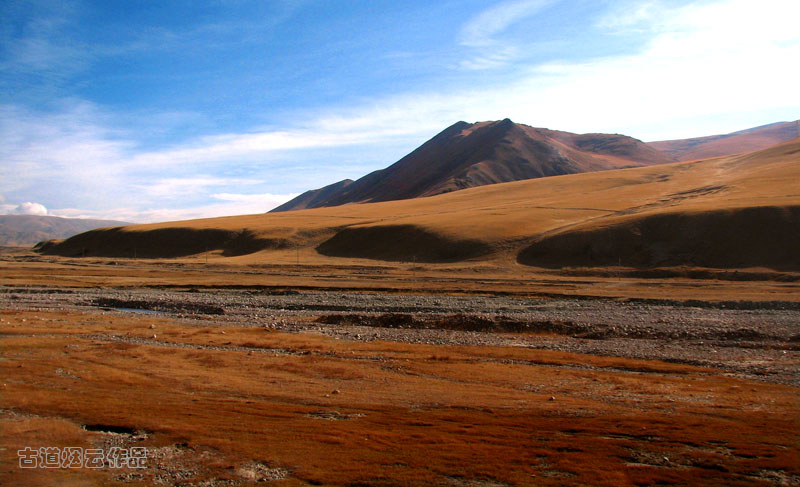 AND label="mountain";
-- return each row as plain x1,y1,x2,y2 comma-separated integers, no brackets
0,215,129,246
271,119,673,212
648,120,799,161
41,137,800,270
274,119,800,213
271,179,354,212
